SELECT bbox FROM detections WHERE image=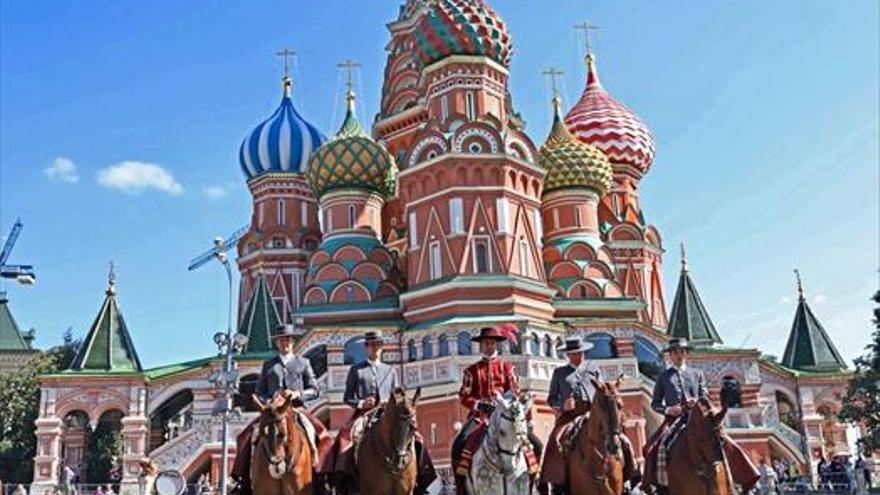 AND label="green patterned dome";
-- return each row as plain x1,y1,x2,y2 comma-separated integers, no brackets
540,100,612,195
308,94,398,198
